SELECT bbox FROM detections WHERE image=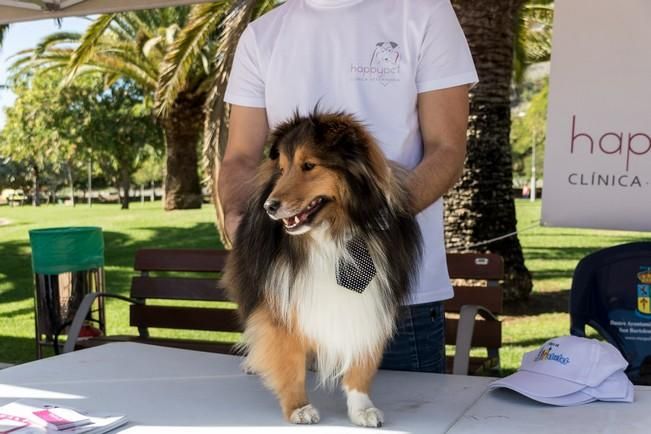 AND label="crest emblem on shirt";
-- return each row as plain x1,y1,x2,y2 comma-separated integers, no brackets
350,41,401,86
636,267,651,318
